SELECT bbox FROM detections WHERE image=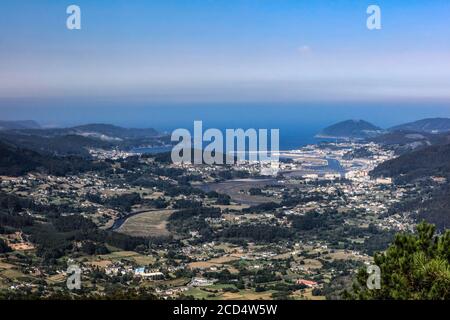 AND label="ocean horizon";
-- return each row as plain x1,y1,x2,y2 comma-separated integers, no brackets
2,102,450,150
